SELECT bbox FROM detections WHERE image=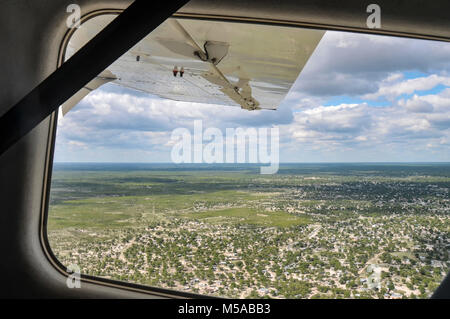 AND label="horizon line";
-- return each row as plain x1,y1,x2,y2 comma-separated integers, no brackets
53,161,450,164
